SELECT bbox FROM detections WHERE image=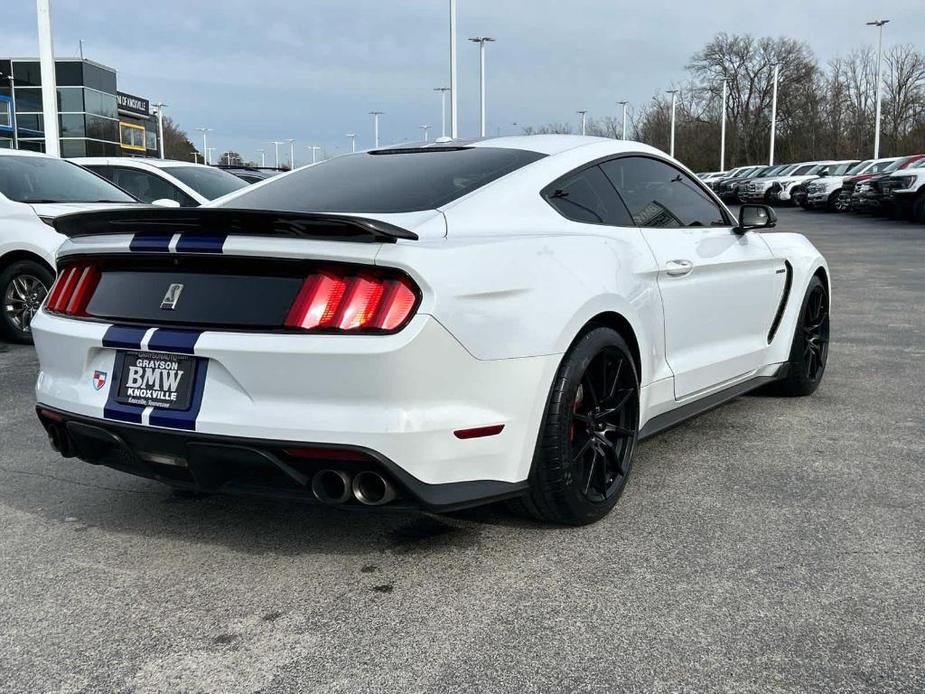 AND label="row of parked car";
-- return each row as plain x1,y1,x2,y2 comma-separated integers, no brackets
698,154,925,223
0,149,284,343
